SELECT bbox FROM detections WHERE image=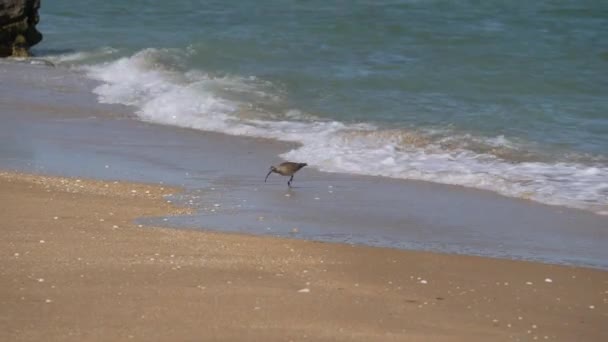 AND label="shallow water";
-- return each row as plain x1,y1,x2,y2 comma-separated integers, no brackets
33,0,608,214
